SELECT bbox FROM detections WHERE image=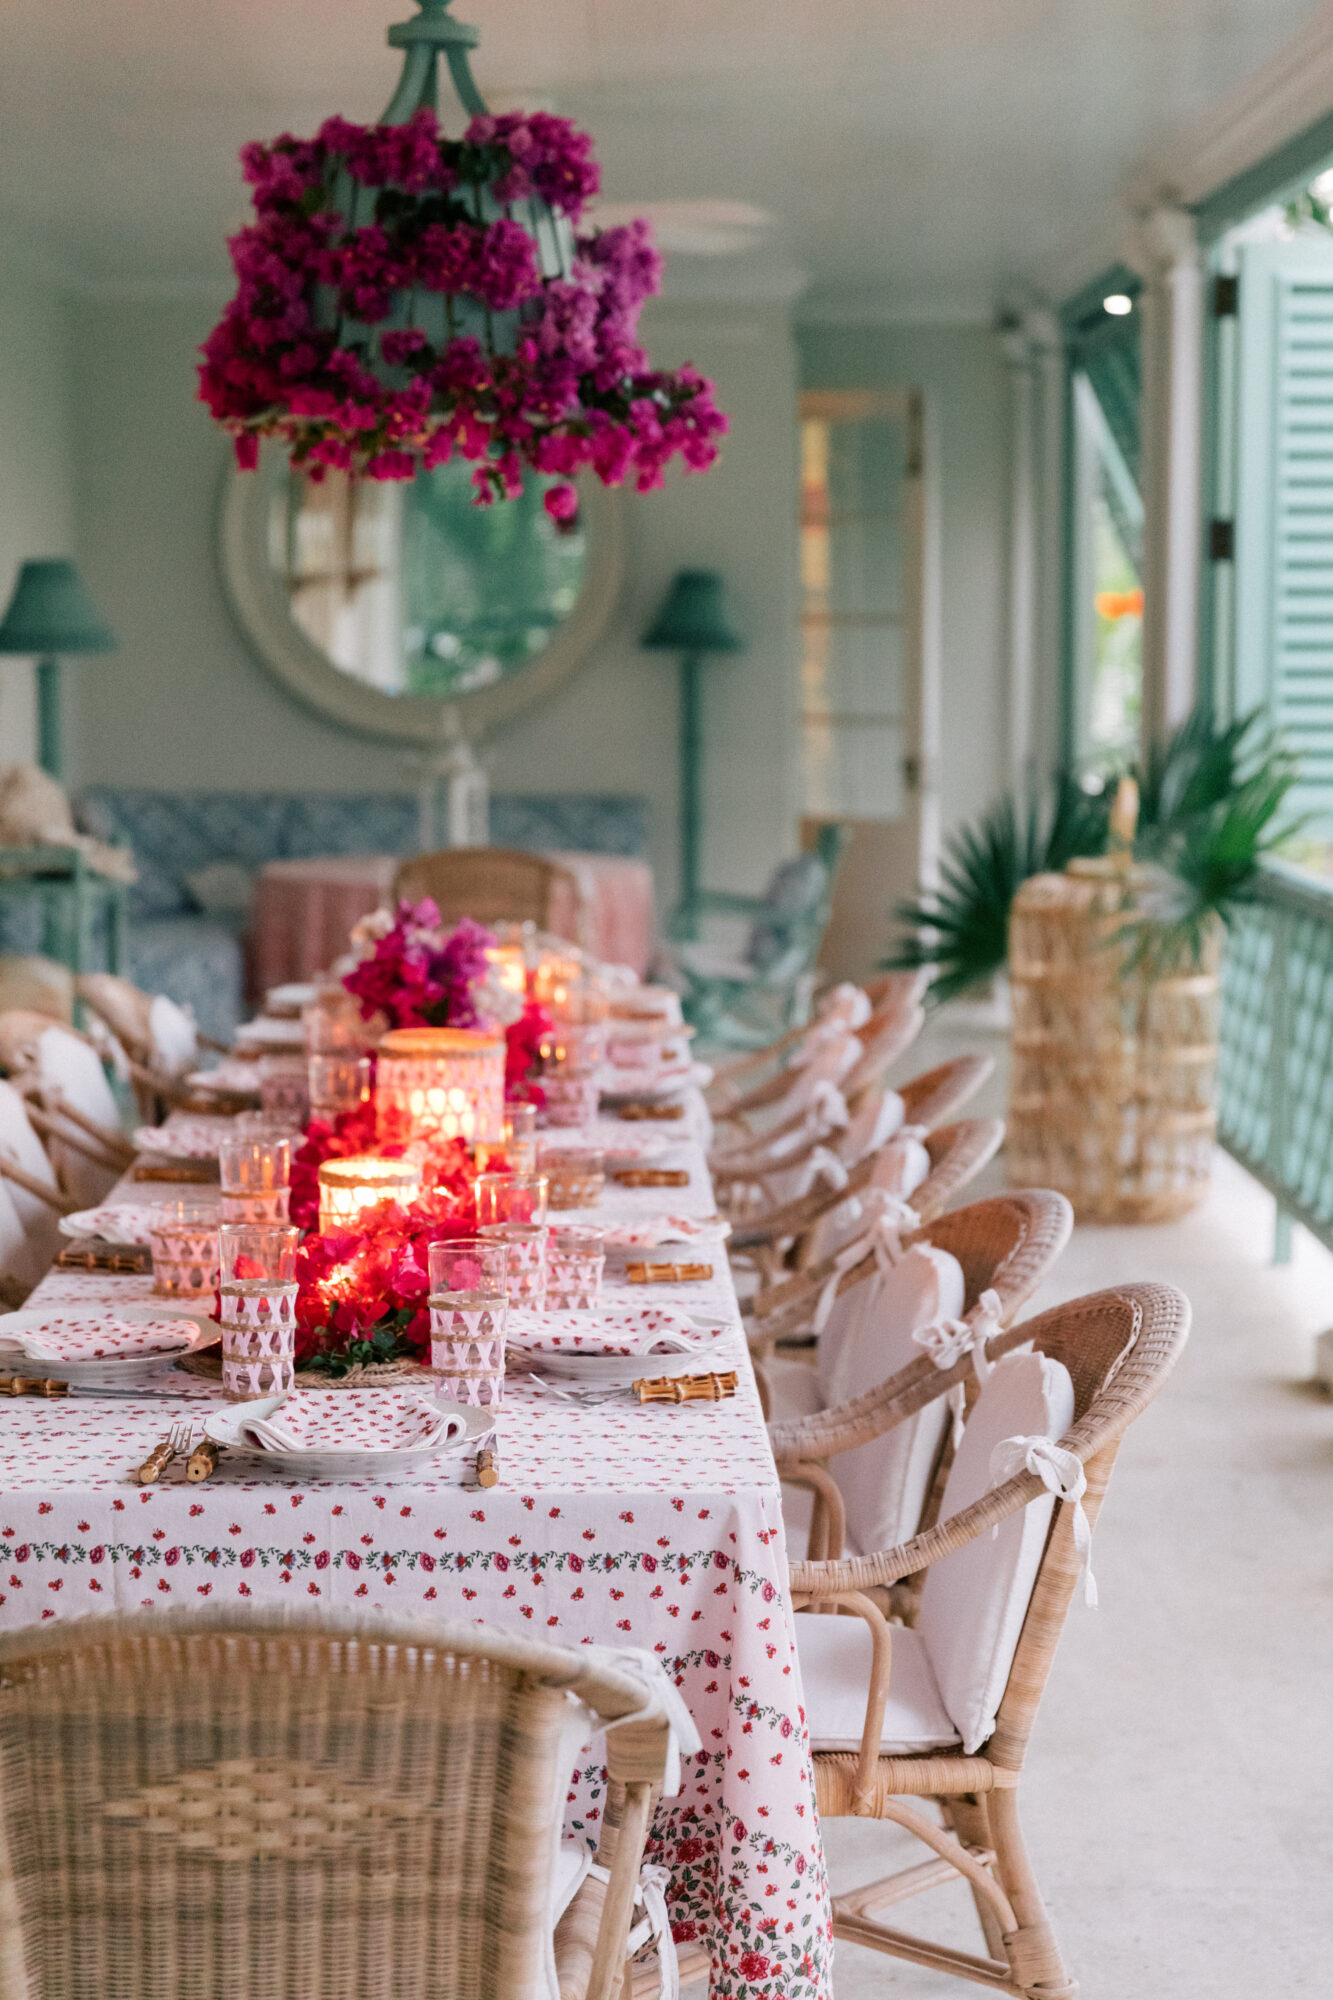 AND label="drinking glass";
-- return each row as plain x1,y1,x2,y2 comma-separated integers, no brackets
259,1055,310,1131
539,1145,605,1210
541,1074,600,1128
148,1200,220,1299
308,1052,373,1124
545,1224,606,1311
474,1171,549,1228
504,1101,538,1175
217,1223,299,1401
218,1136,291,1225
427,1237,509,1408
479,1221,547,1308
